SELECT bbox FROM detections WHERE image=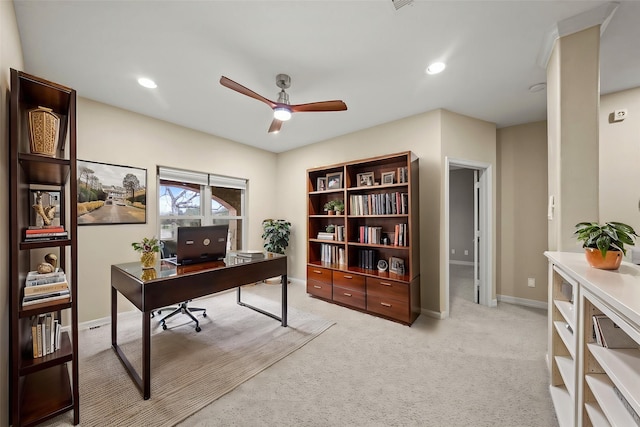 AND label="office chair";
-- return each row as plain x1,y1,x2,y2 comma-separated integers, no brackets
152,240,207,332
